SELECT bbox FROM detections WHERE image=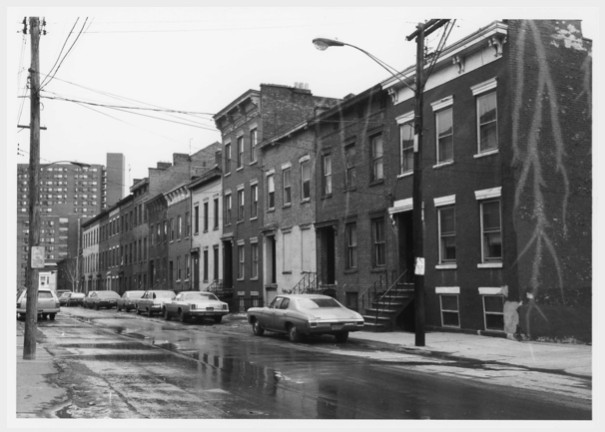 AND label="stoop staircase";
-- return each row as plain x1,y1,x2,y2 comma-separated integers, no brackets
362,272,414,332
